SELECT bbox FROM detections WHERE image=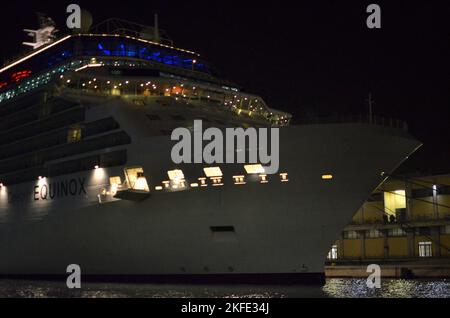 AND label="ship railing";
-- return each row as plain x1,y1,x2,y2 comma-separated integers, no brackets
90,18,174,46
348,214,450,226
291,114,408,131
